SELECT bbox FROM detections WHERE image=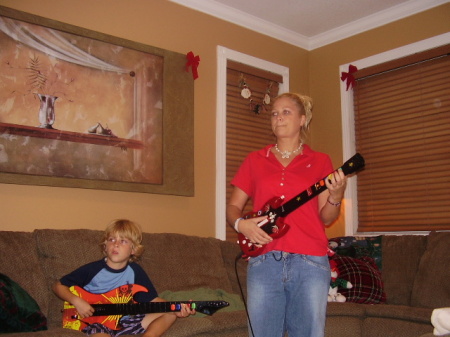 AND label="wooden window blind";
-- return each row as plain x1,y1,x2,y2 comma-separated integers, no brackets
225,60,282,242
353,44,450,232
